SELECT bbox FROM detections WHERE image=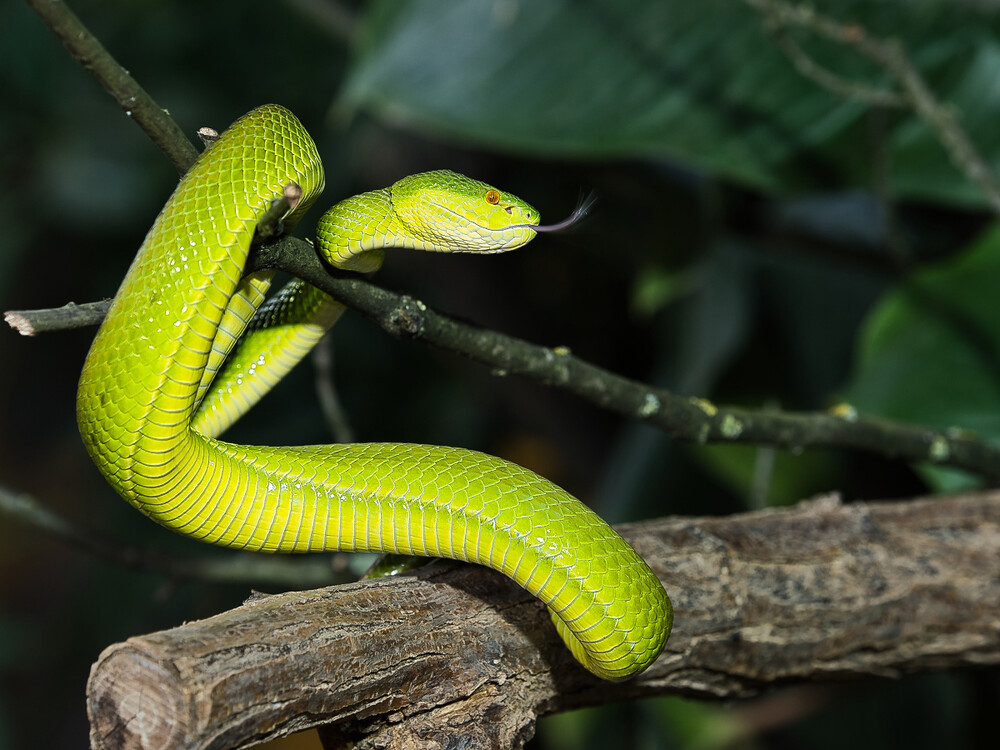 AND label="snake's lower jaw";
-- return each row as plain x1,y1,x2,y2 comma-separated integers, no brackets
504,227,538,249
330,247,385,274
466,228,536,252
